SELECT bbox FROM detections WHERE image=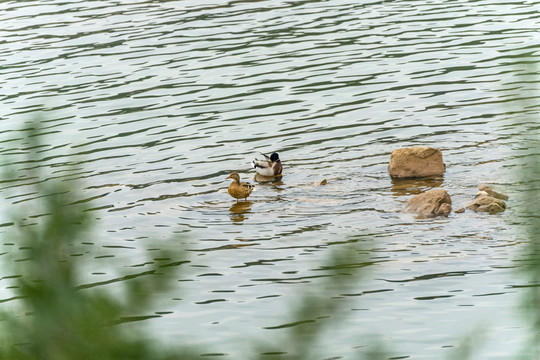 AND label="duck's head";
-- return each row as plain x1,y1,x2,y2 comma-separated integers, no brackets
270,153,280,162
226,172,241,182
